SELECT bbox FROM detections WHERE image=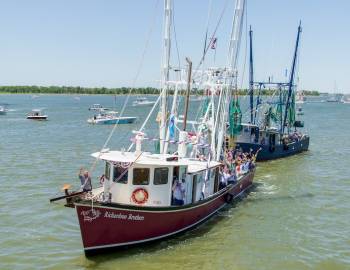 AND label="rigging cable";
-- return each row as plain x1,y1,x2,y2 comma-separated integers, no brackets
192,0,229,125
172,0,182,77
